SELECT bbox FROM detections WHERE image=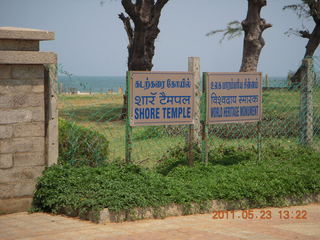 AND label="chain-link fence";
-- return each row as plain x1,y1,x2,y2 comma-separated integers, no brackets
58,77,189,167
310,56,320,150
207,57,320,154
57,57,320,167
